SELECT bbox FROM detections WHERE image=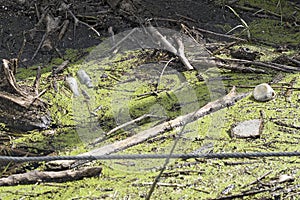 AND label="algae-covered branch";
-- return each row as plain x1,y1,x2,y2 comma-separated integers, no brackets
0,59,51,131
